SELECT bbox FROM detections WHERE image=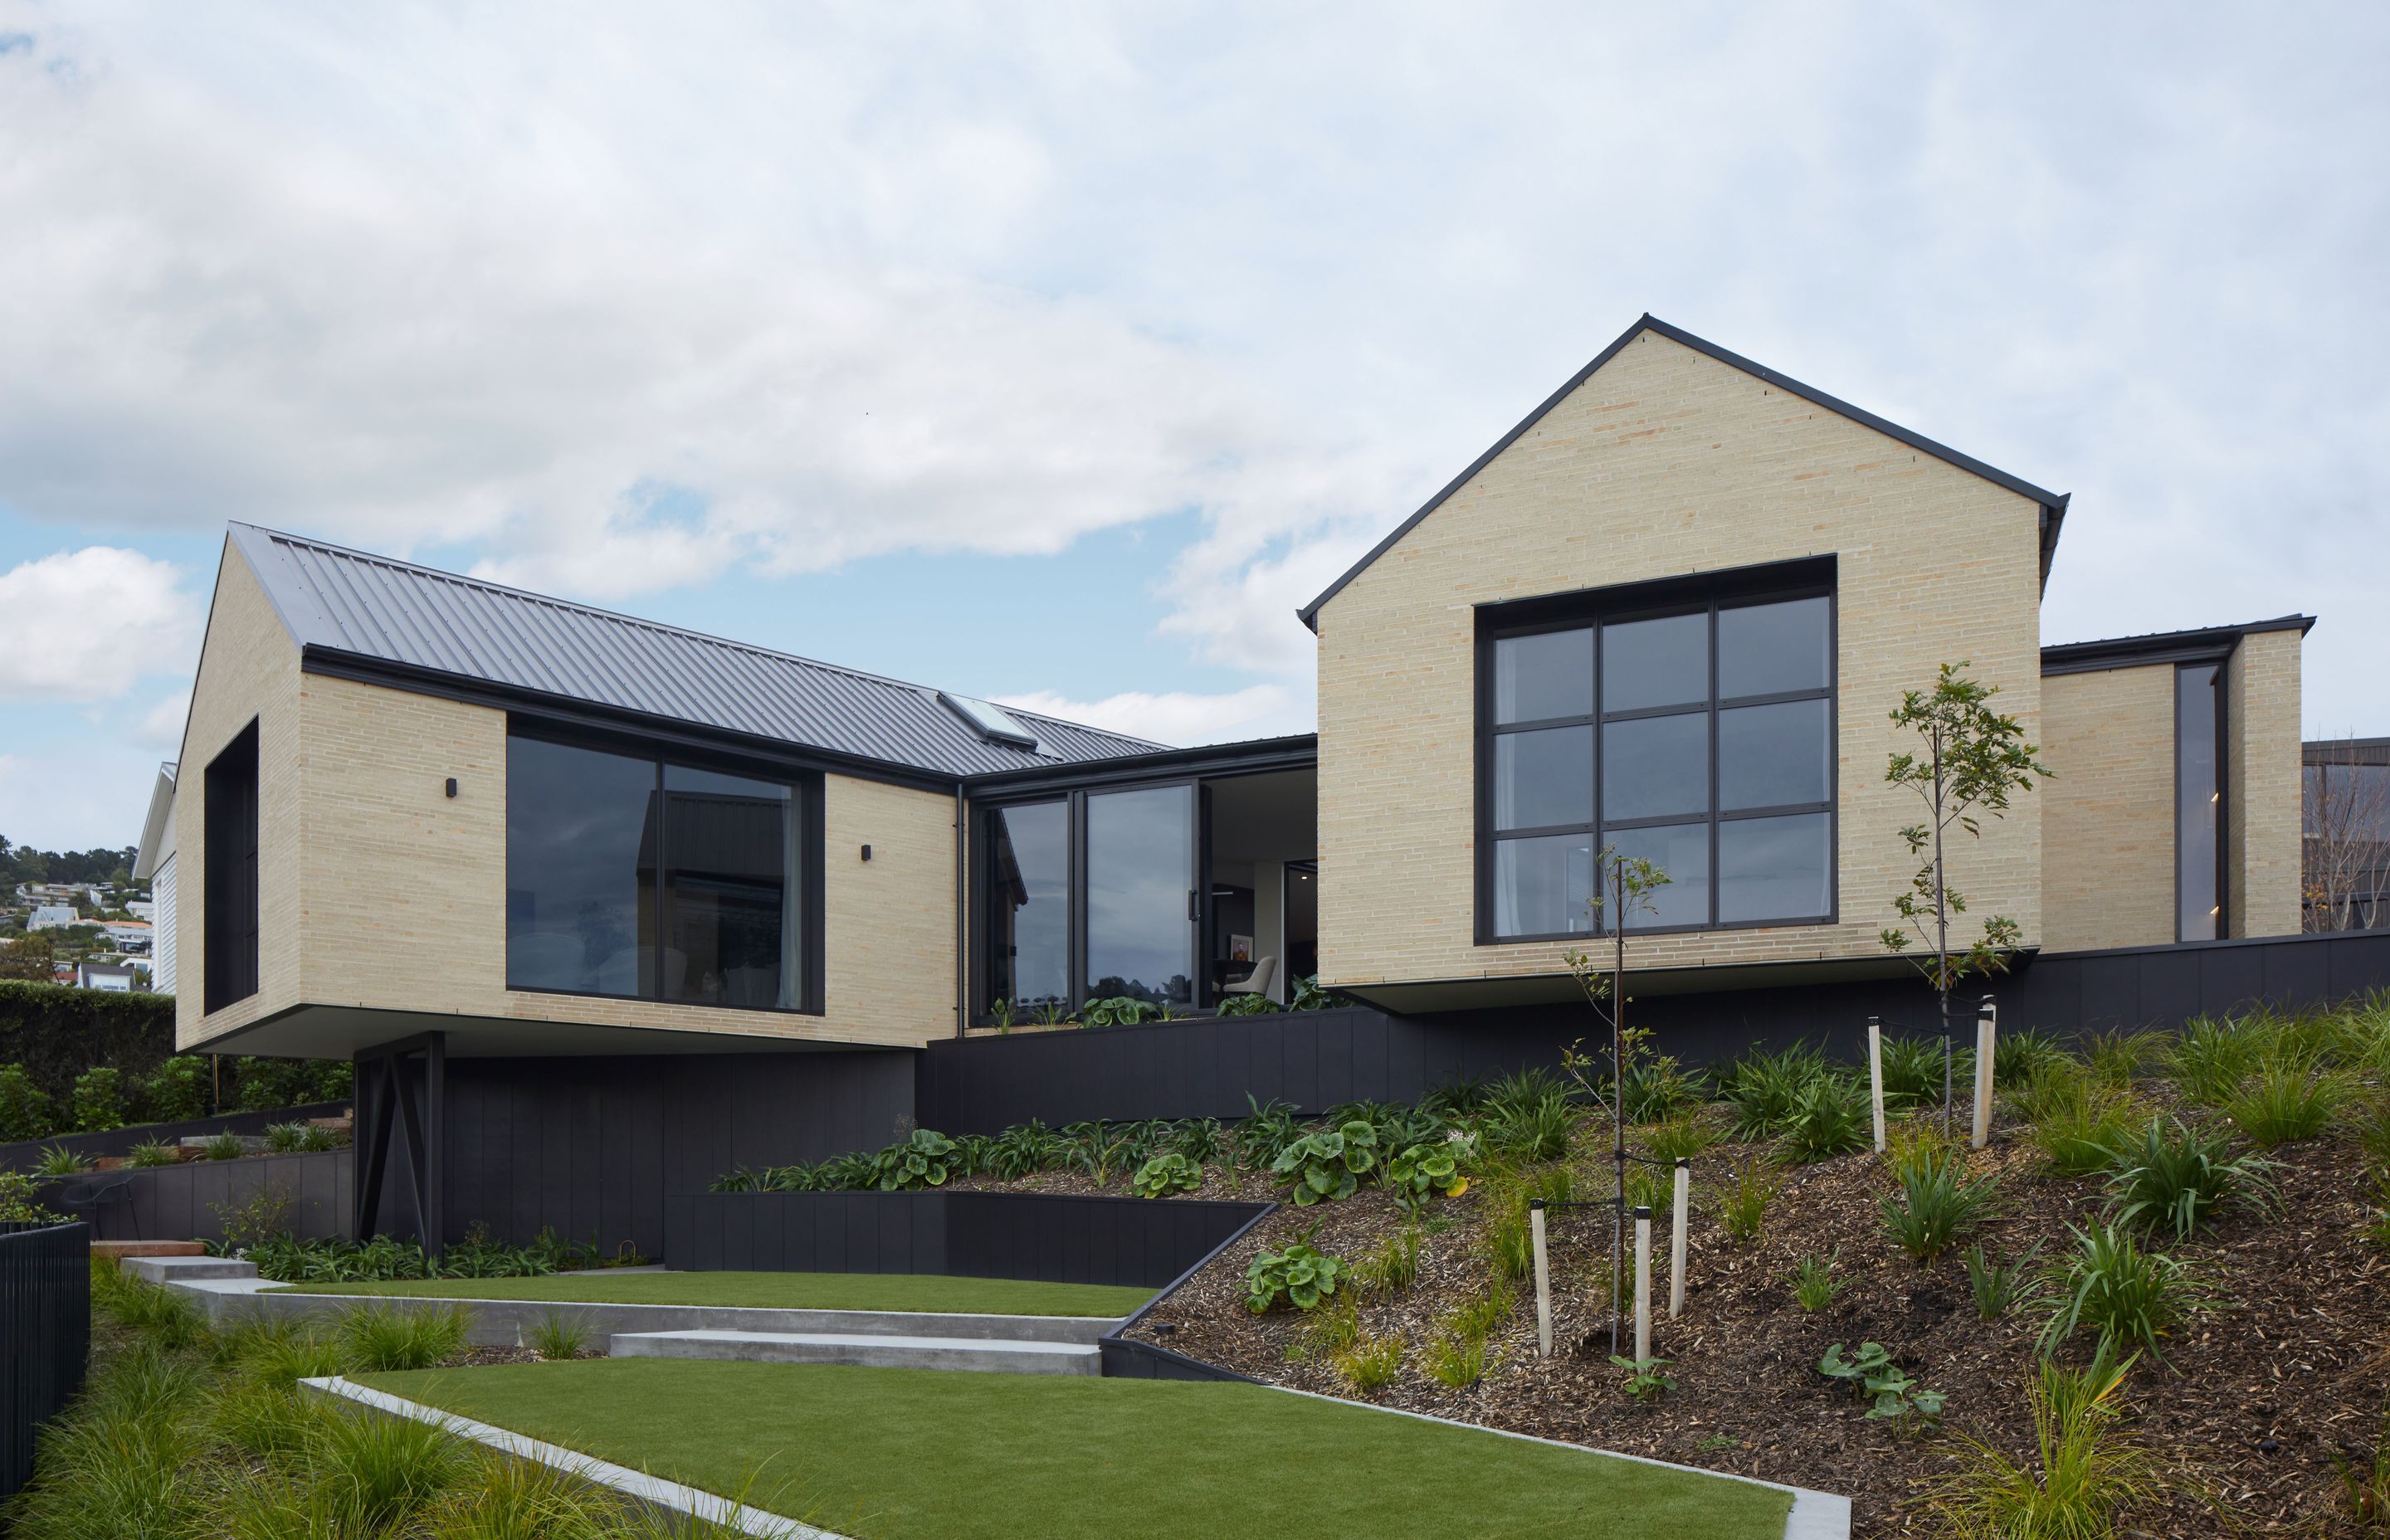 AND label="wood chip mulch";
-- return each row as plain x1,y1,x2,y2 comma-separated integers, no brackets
1129,1120,2389,1539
